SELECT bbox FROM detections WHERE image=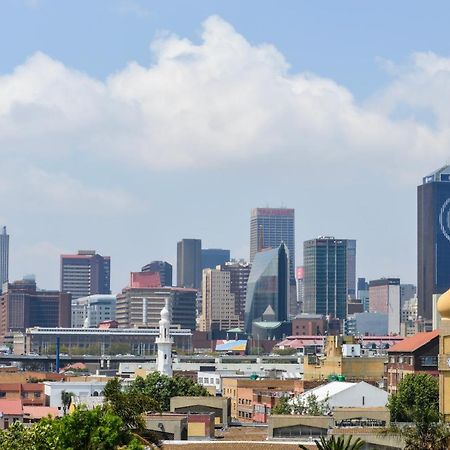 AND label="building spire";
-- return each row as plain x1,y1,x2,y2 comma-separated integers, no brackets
156,298,173,377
